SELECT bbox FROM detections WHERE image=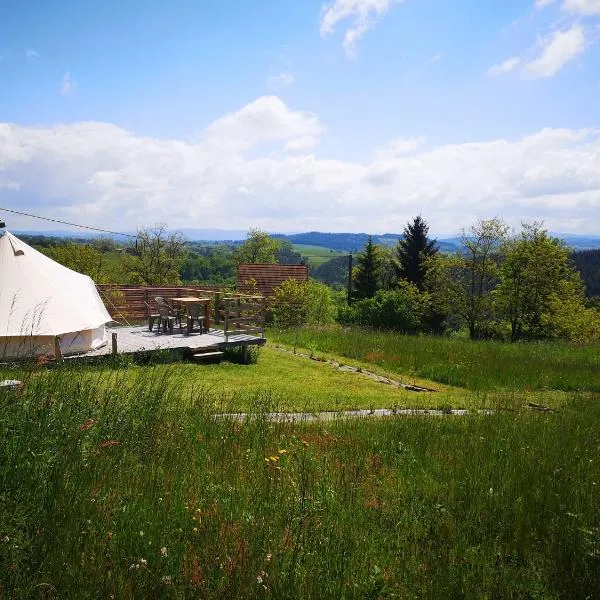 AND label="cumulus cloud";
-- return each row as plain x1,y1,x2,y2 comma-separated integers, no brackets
267,72,296,90
1,98,600,235
25,48,39,61
320,0,405,57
